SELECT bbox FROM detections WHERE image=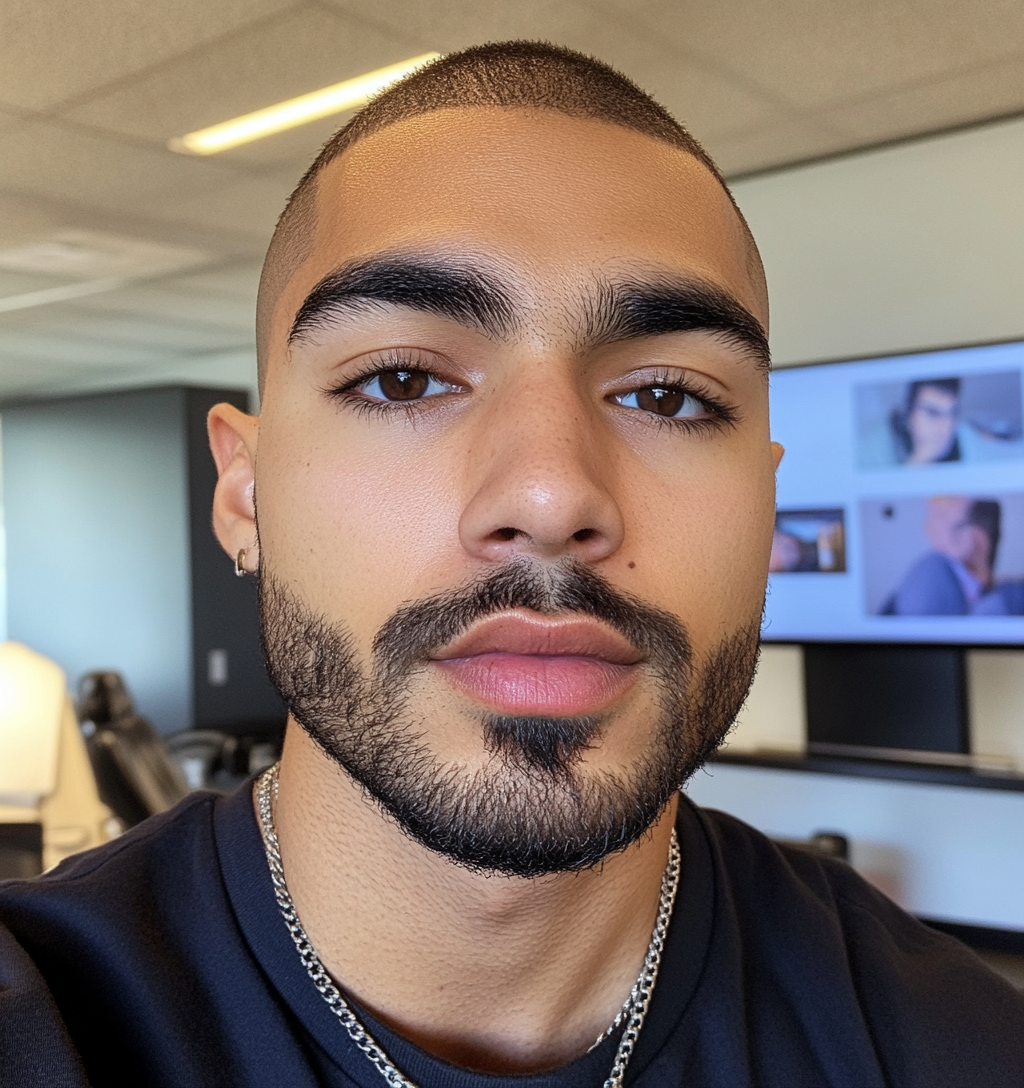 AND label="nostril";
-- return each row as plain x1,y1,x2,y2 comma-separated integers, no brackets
494,527,518,542
573,528,597,542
